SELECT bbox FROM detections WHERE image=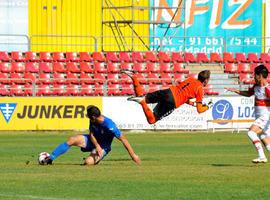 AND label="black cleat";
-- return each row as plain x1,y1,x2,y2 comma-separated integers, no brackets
43,157,53,165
